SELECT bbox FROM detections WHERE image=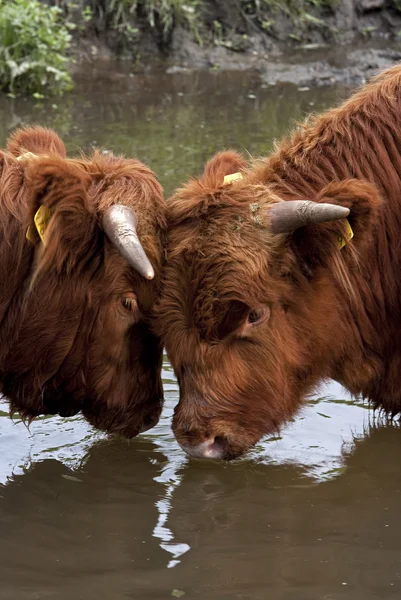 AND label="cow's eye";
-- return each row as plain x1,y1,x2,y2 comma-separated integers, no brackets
121,294,138,313
247,306,270,326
